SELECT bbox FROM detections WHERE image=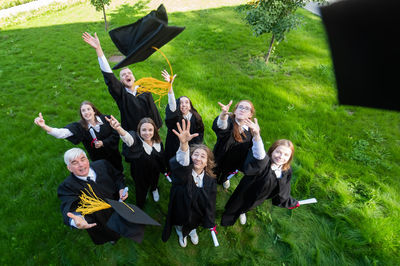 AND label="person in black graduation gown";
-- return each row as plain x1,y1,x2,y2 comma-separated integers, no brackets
82,32,162,132
57,148,145,244
106,115,166,208
34,101,123,171
220,119,300,226
163,70,204,173
162,119,217,248
212,100,255,189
